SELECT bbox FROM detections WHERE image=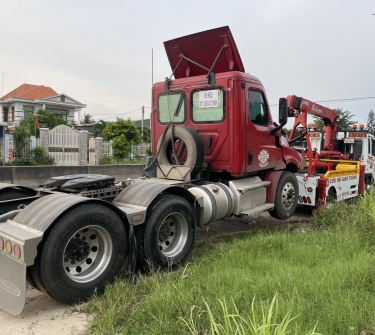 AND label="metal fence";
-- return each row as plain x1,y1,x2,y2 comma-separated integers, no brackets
5,125,151,165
